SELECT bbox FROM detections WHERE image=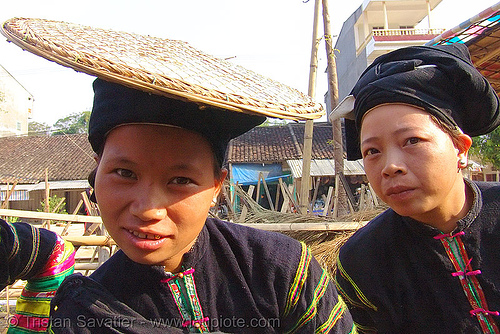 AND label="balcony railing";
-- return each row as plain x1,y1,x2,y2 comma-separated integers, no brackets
372,28,445,37
357,28,446,54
